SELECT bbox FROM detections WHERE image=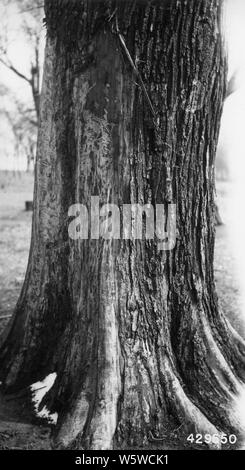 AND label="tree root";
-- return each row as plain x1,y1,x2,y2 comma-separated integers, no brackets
159,355,222,449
